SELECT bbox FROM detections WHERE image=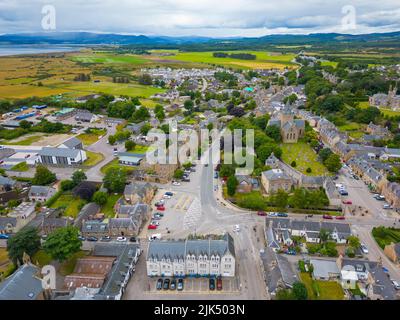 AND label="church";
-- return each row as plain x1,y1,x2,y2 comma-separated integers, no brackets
268,107,305,143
